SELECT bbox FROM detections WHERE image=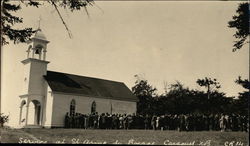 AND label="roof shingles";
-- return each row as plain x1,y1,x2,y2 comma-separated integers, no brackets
44,71,138,102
